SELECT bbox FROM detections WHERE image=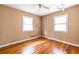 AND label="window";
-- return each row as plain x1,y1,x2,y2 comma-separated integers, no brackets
23,16,33,32
54,14,68,32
